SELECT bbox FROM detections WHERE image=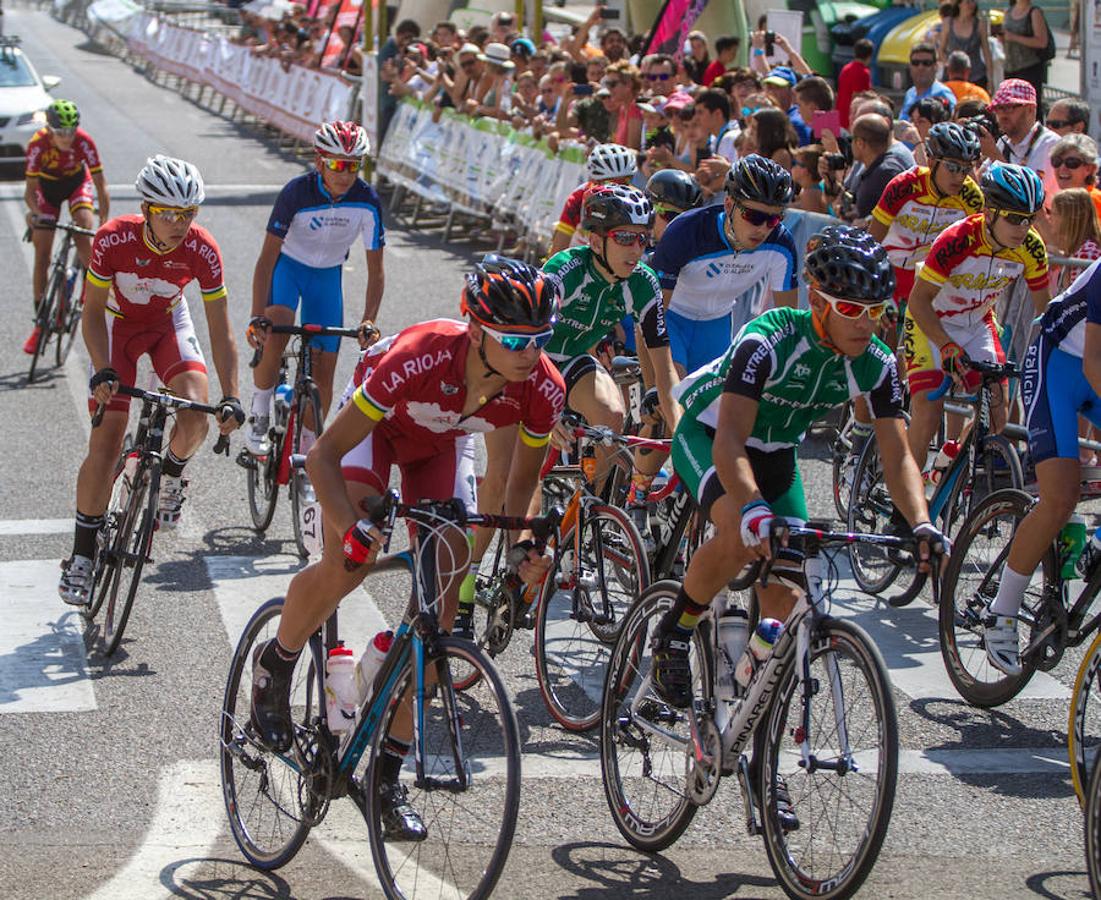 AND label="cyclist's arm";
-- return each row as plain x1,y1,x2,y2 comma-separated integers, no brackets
1028,285,1051,316
772,288,798,309
866,217,889,243
640,342,681,431
713,391,764,509
91,170,110,223
306,401,379,537
202,297,241,404
1084,323,1101,398
363,246,384,324
873,415,931,528
906,277,952,348
251,232,283,317
23,174,40,220
504,436,546,545
548,228,570,257
80,280,112,373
